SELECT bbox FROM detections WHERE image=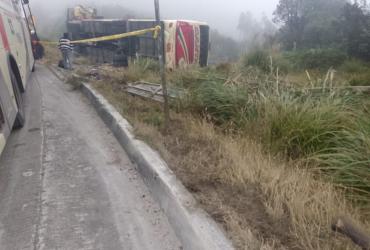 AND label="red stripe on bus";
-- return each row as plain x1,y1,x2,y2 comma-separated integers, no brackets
0,15,10,52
